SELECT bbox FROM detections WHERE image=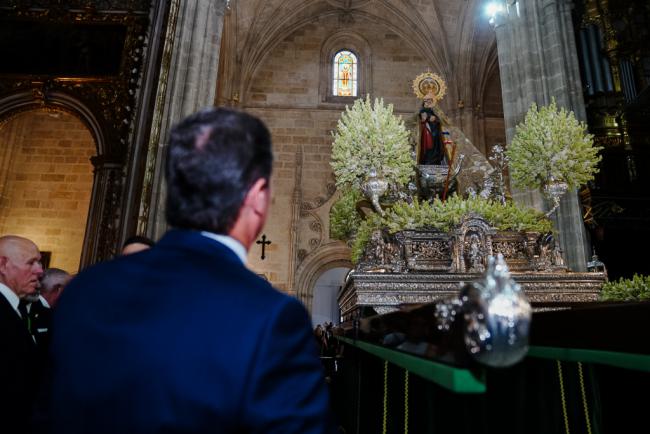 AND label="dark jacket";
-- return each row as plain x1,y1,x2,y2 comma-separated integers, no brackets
47,229,335,434
0,292,38,434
